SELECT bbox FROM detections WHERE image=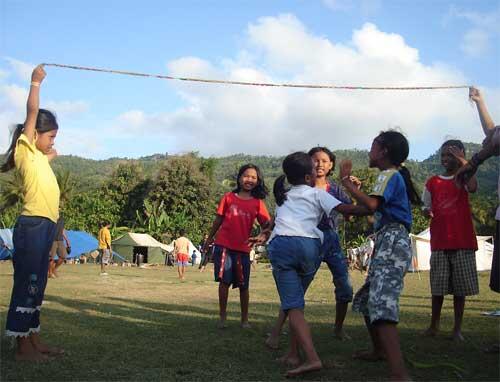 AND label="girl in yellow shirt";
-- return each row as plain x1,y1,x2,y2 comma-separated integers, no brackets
1,65,63,361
